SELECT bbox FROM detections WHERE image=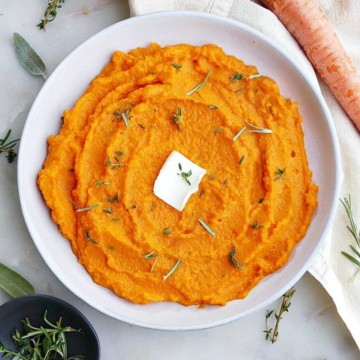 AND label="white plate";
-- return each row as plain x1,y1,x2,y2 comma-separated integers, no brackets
18,11,341,330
